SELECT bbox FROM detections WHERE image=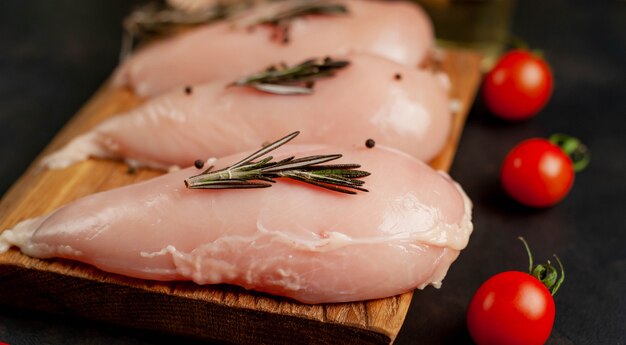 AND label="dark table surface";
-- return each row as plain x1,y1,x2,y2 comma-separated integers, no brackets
0,1,624,344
